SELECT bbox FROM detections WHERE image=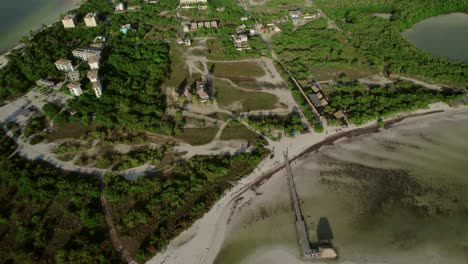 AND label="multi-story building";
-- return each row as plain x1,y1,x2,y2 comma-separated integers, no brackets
67,71,80,81
55,59,74,72
180,0,207,4
62,14,77,28
67,82,83,96
84,12,98,27
36,79,55,88
92,81,103,98
87,70,98,82
88,57,100,70
72,48,101,61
